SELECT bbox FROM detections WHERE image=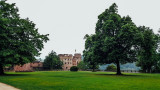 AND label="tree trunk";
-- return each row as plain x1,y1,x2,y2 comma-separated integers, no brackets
143,69,147,73
92,68,95,72
11,64,14,71
147,68,151,73
92,64,96,72
116,60,122,75
0,64,4,75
